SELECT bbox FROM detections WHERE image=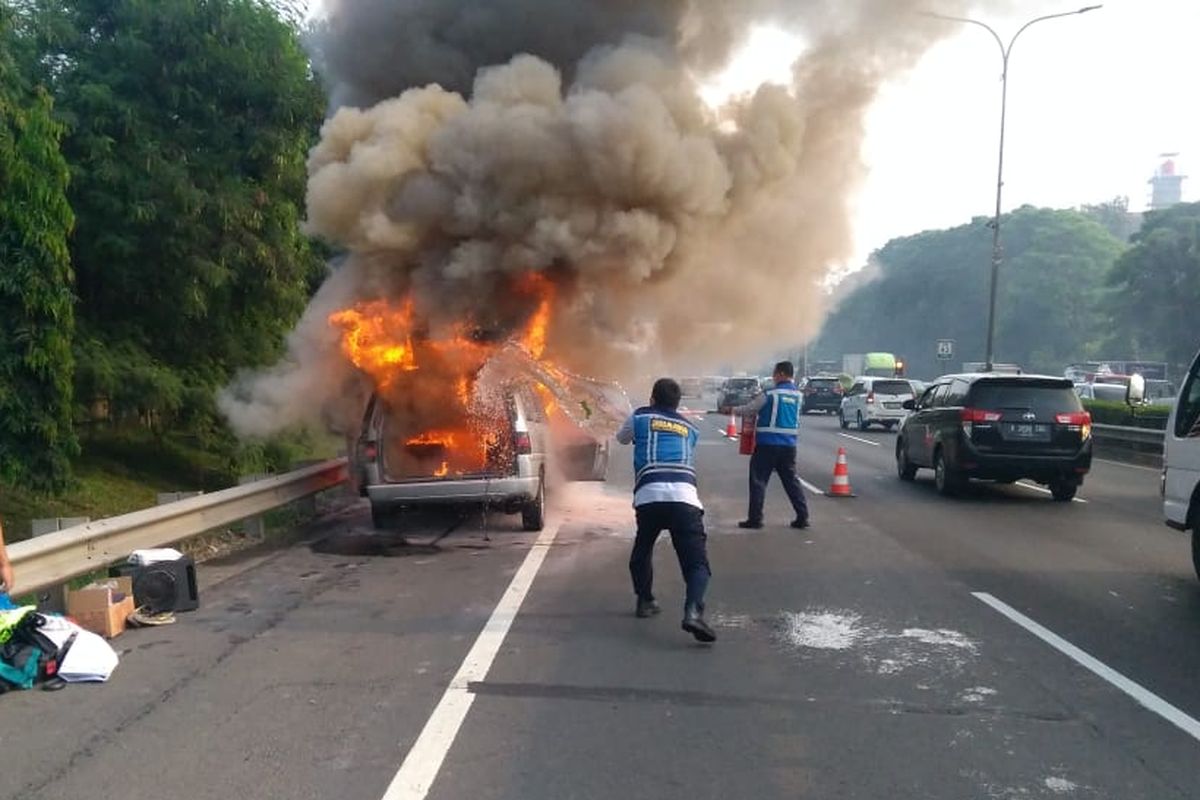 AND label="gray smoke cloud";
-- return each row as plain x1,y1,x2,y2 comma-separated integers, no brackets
221,0,970,436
